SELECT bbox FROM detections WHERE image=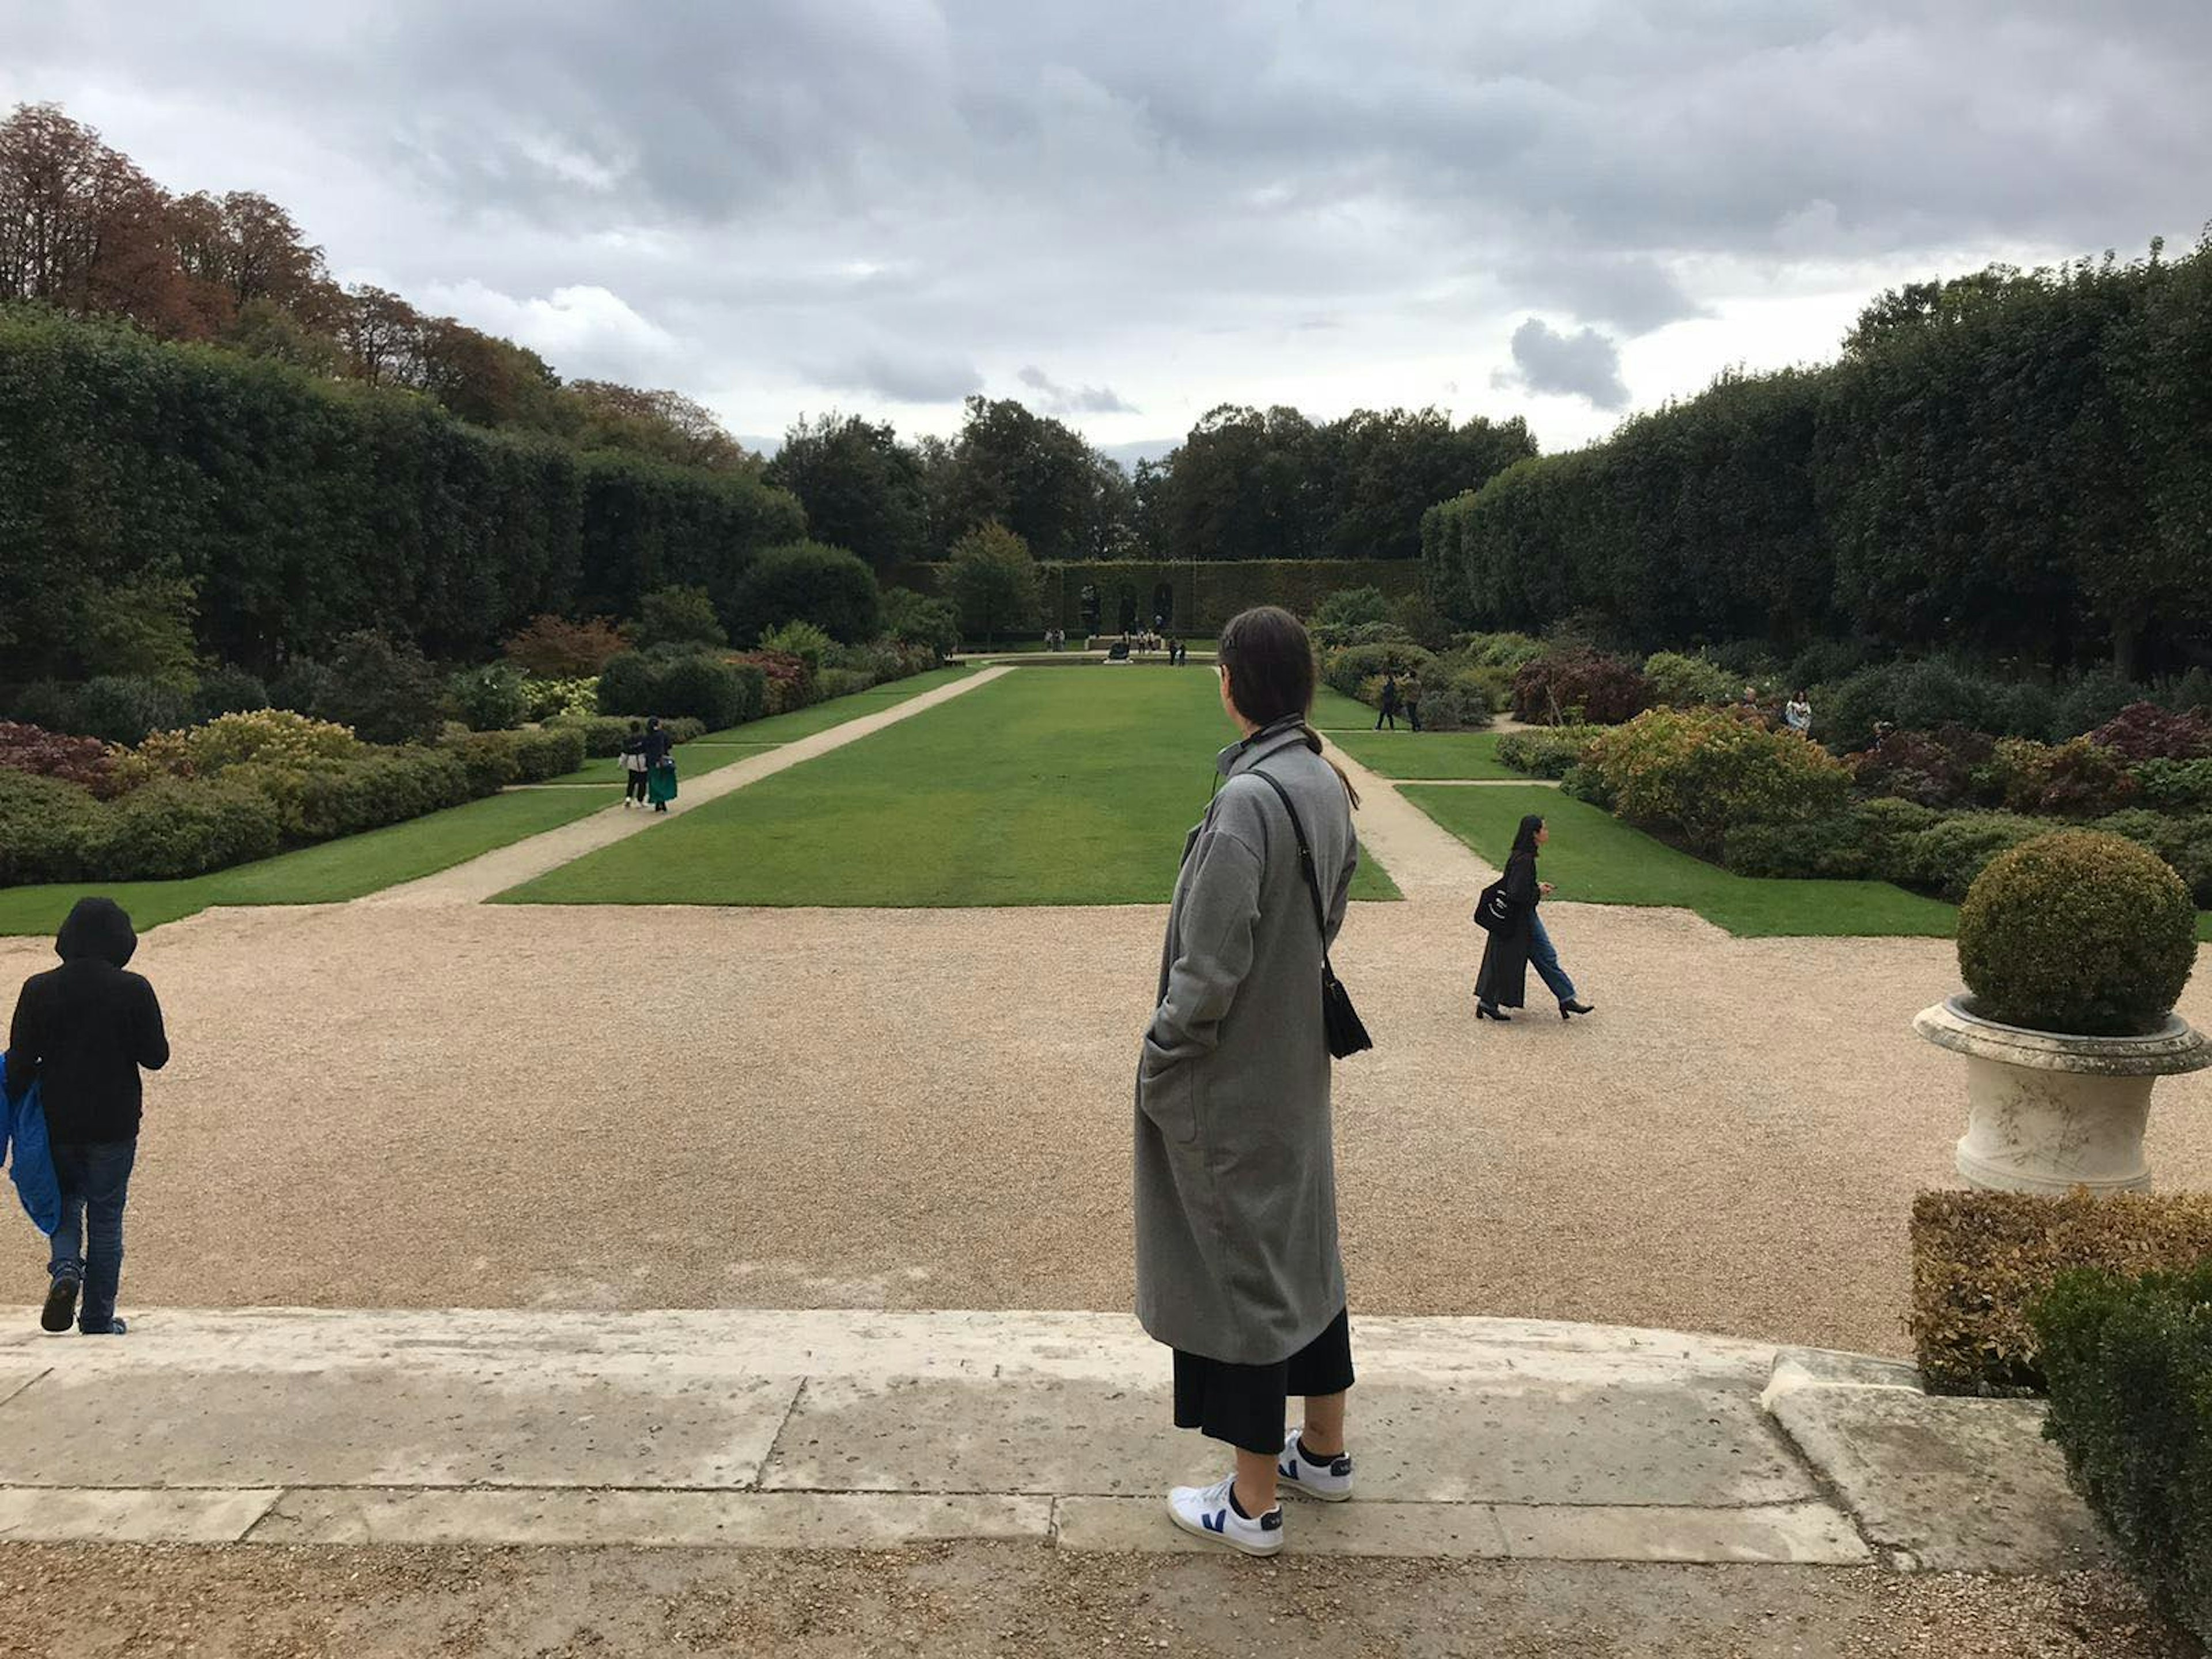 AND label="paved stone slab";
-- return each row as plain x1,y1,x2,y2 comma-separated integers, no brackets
0,1368,799,1490
0,1487,280,1543
1762,1347,1924,1404
1054,1497,1513,1557
250,1489,1050,1548
1492,1502,1872,1565
1768,1387,2106,1573
764,1375,1812,1507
